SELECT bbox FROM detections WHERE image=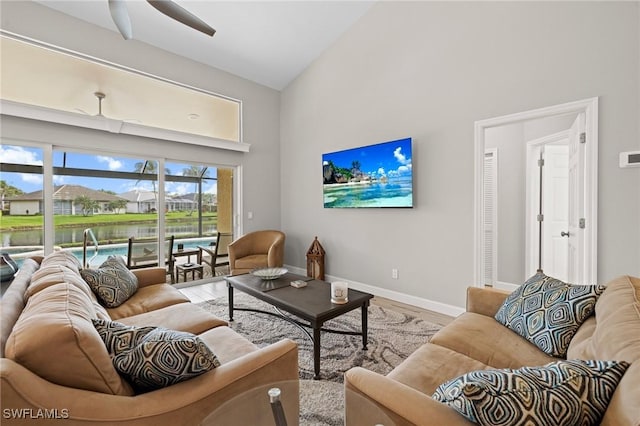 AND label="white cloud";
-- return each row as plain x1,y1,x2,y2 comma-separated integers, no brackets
204,183,218,194
393,147,409,165
22,173,43,185
52,175,69,186
168,182,193,195
0,146,42,165
377,167,386,176
96,156,123,170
